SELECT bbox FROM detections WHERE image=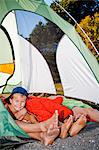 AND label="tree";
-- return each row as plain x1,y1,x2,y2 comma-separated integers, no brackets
51,0,99,61
28,21,63,83
76,12,99,61
29,21,63,51
51,0,98,24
